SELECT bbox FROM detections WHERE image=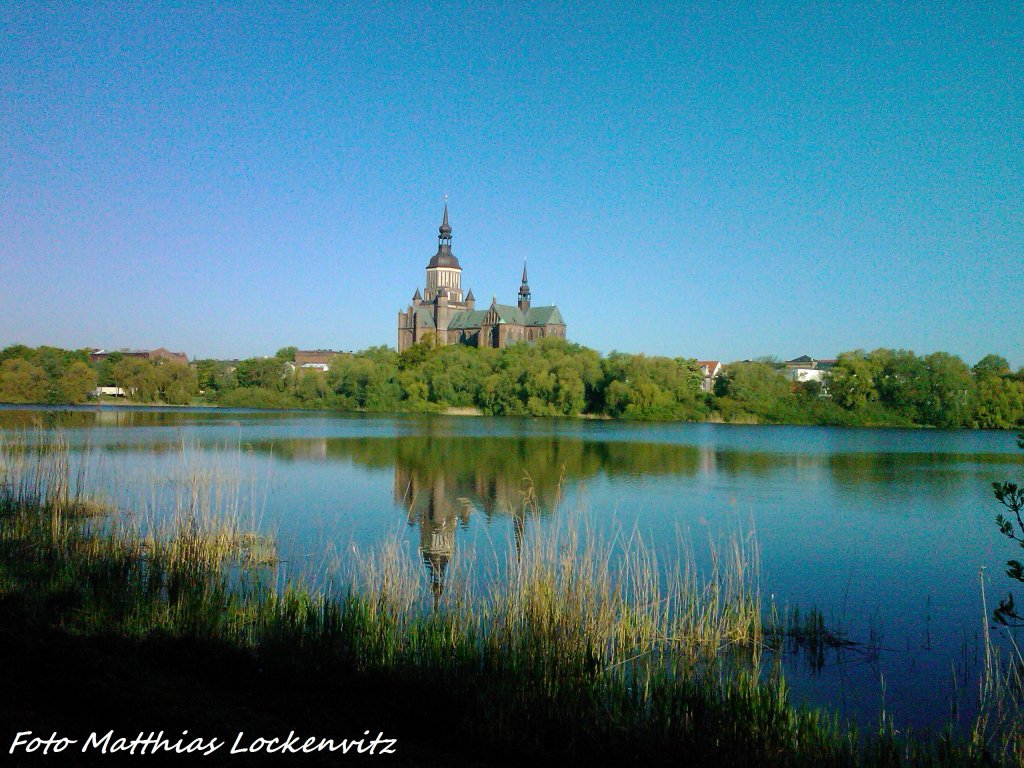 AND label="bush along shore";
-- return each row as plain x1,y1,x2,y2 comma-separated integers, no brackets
3,341,1024,428
1,434,1022,767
